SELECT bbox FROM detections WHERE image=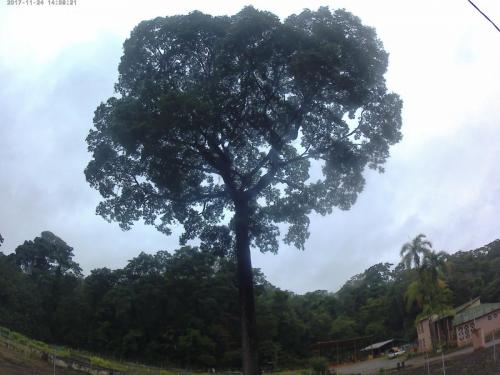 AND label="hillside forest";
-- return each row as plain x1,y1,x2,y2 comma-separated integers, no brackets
1,232,500,369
